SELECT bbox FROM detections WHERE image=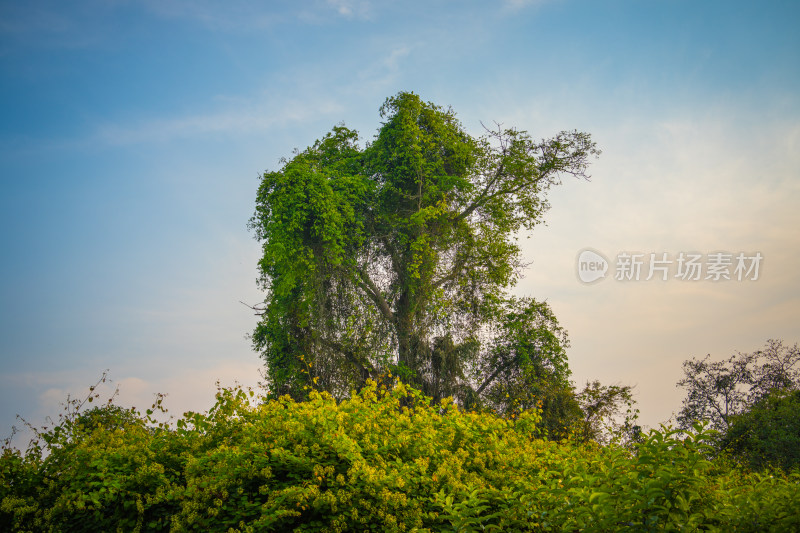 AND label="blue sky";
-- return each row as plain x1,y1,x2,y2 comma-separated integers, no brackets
2,0,799,440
